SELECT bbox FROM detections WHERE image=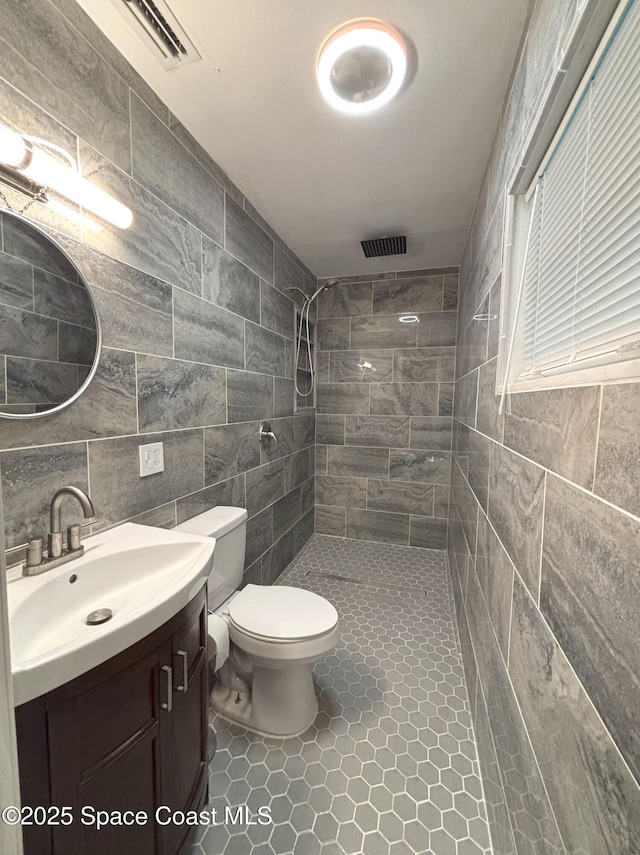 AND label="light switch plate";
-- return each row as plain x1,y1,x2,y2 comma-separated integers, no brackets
138,442,164,477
